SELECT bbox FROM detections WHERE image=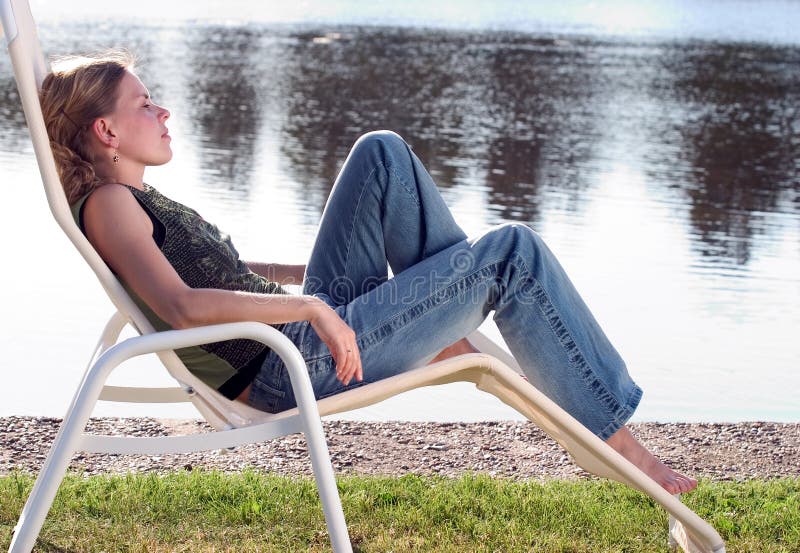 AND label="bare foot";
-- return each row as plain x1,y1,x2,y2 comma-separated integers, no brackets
606,426,698,494
428,343,696,495
428,338,480,364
